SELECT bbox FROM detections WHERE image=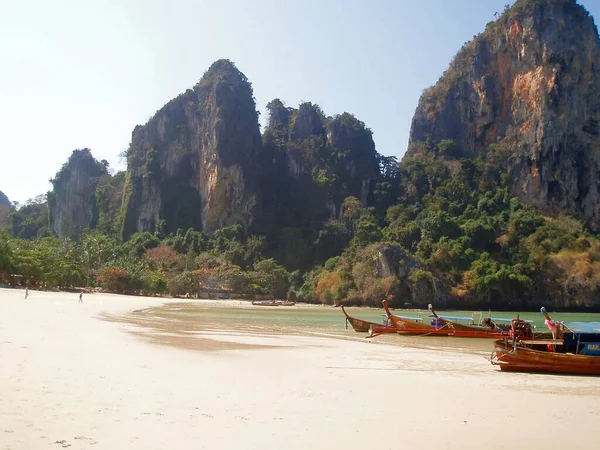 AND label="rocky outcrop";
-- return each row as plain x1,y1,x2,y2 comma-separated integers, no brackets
290,102,326,141
0,191,9,206
48,149,107,238
262,101,380,218
0,190,11,229
375,244,447,308
254,100,381,268
120,59,261,239
408,0,600,225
